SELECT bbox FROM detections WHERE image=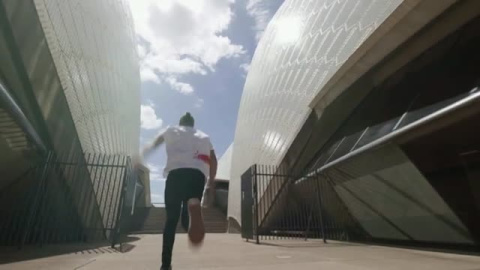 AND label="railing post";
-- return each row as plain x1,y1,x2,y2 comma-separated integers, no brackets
111,157,131,249
253,165,259,244
20,152,53,249
304,196,314,241
315,172,327,244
